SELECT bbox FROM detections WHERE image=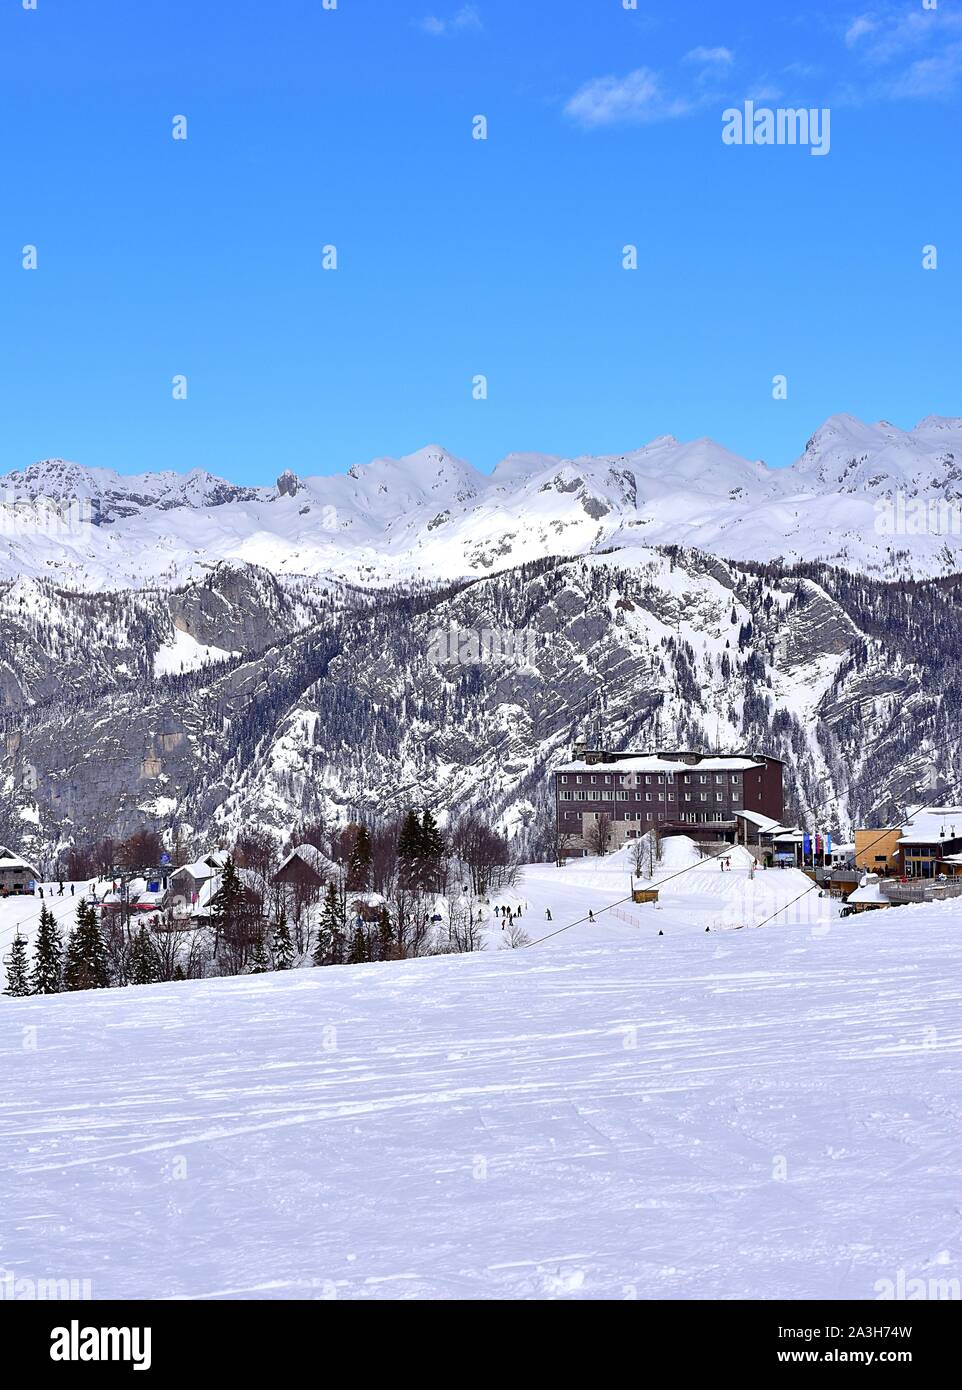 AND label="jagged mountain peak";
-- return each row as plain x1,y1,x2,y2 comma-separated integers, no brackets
4,414,962,590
